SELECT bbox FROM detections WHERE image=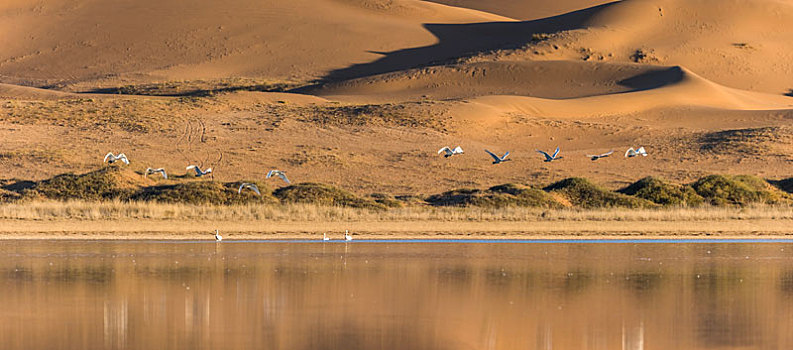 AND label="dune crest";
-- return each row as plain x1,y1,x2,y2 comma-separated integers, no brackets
454,66,793,120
